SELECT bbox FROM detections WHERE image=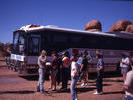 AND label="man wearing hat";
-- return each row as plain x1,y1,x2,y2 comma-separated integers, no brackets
60,52,70,91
